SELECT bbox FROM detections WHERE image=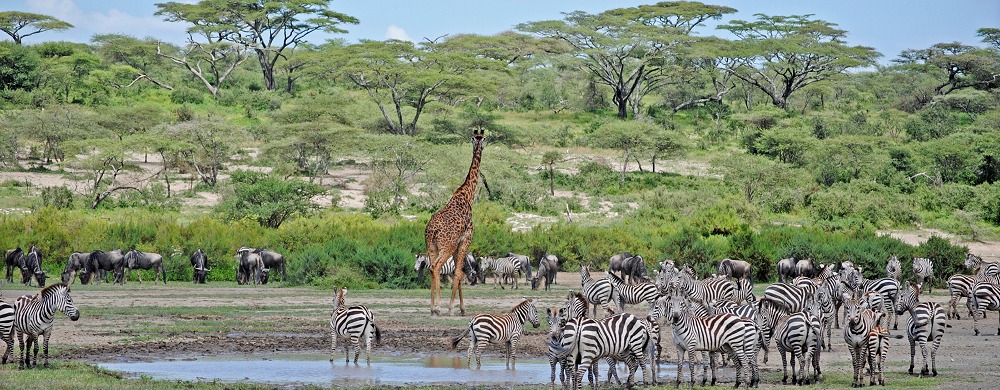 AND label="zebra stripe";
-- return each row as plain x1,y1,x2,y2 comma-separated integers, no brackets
842,296,883,388
330,287,381,364
895,282,945,377
859,277,900,330
545,307,570,388
415,254,475,286
0,298,13,365
605,271,659,308
886,255,902,281
867,326,890,386
668,295,757,390
483,256,522,290
773,311,819,385
762,282,815,314
970,275,1000,336
946,274,976,320
580,266,624,318
551,313,651,390
673,269,737,307
450,298,540,369
912,257,934,293
14,283,80,369
561,292,589,321
965,253,1000,277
